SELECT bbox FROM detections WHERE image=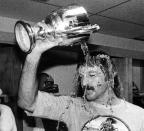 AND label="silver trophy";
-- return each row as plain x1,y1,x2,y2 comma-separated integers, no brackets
14,5,100,53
